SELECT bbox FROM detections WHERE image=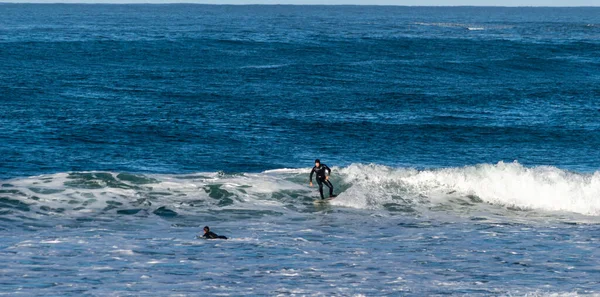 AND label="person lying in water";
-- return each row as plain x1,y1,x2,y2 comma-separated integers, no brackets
200,226,228,240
